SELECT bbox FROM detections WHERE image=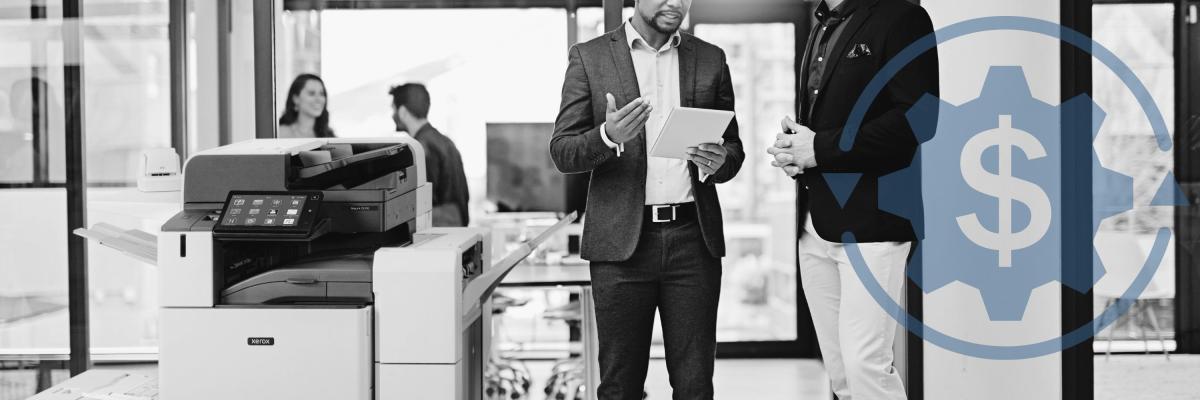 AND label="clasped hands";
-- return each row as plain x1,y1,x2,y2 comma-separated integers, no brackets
766,117,818,177
604,93,727,175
